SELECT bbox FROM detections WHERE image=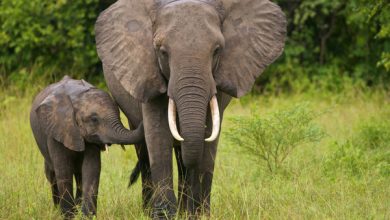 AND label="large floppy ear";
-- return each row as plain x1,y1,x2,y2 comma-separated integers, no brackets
95,0,167,102
36,94,85,151
215,0,287,97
